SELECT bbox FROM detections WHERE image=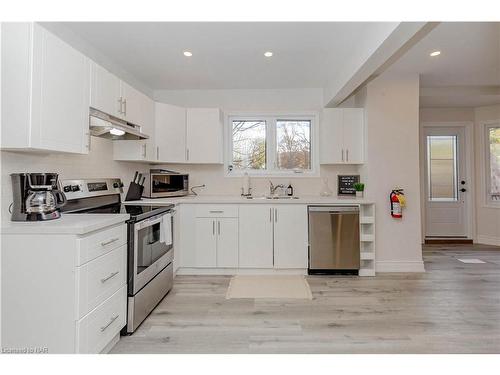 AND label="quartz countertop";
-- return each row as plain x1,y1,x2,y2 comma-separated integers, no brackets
1,213,130,235
123,195,374,206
